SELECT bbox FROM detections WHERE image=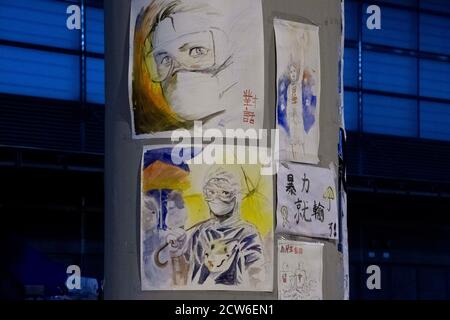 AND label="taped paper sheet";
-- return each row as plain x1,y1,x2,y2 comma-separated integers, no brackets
275,18,321,164
278,239,323,300
141,145,274,291
129,0,265,138
276,162,338,239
